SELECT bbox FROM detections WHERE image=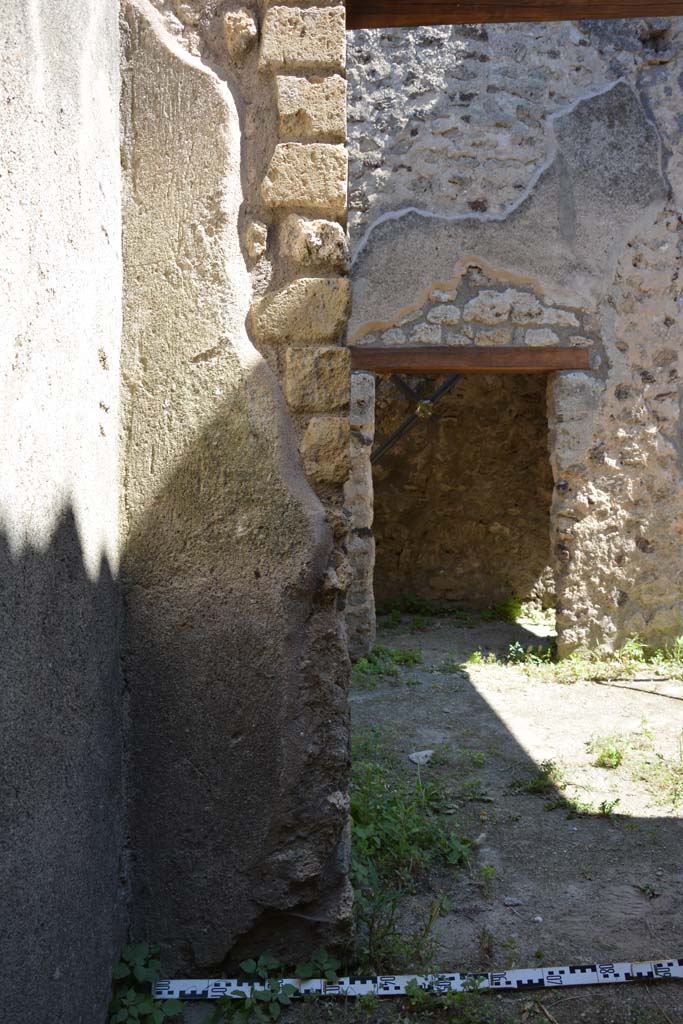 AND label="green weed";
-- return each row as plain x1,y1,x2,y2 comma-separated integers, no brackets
478,864,497,898
352,645,423,688
109,945,183,1024
544,794,595,818
481,597,523,623
435,654,465,674
511,759,565,795
531,635,683,684
587,733,627,769
461,748,486,769
350,735,470,970
209,954,297,1024
507,641,555,666
632,732,683,810
467,650,499,666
